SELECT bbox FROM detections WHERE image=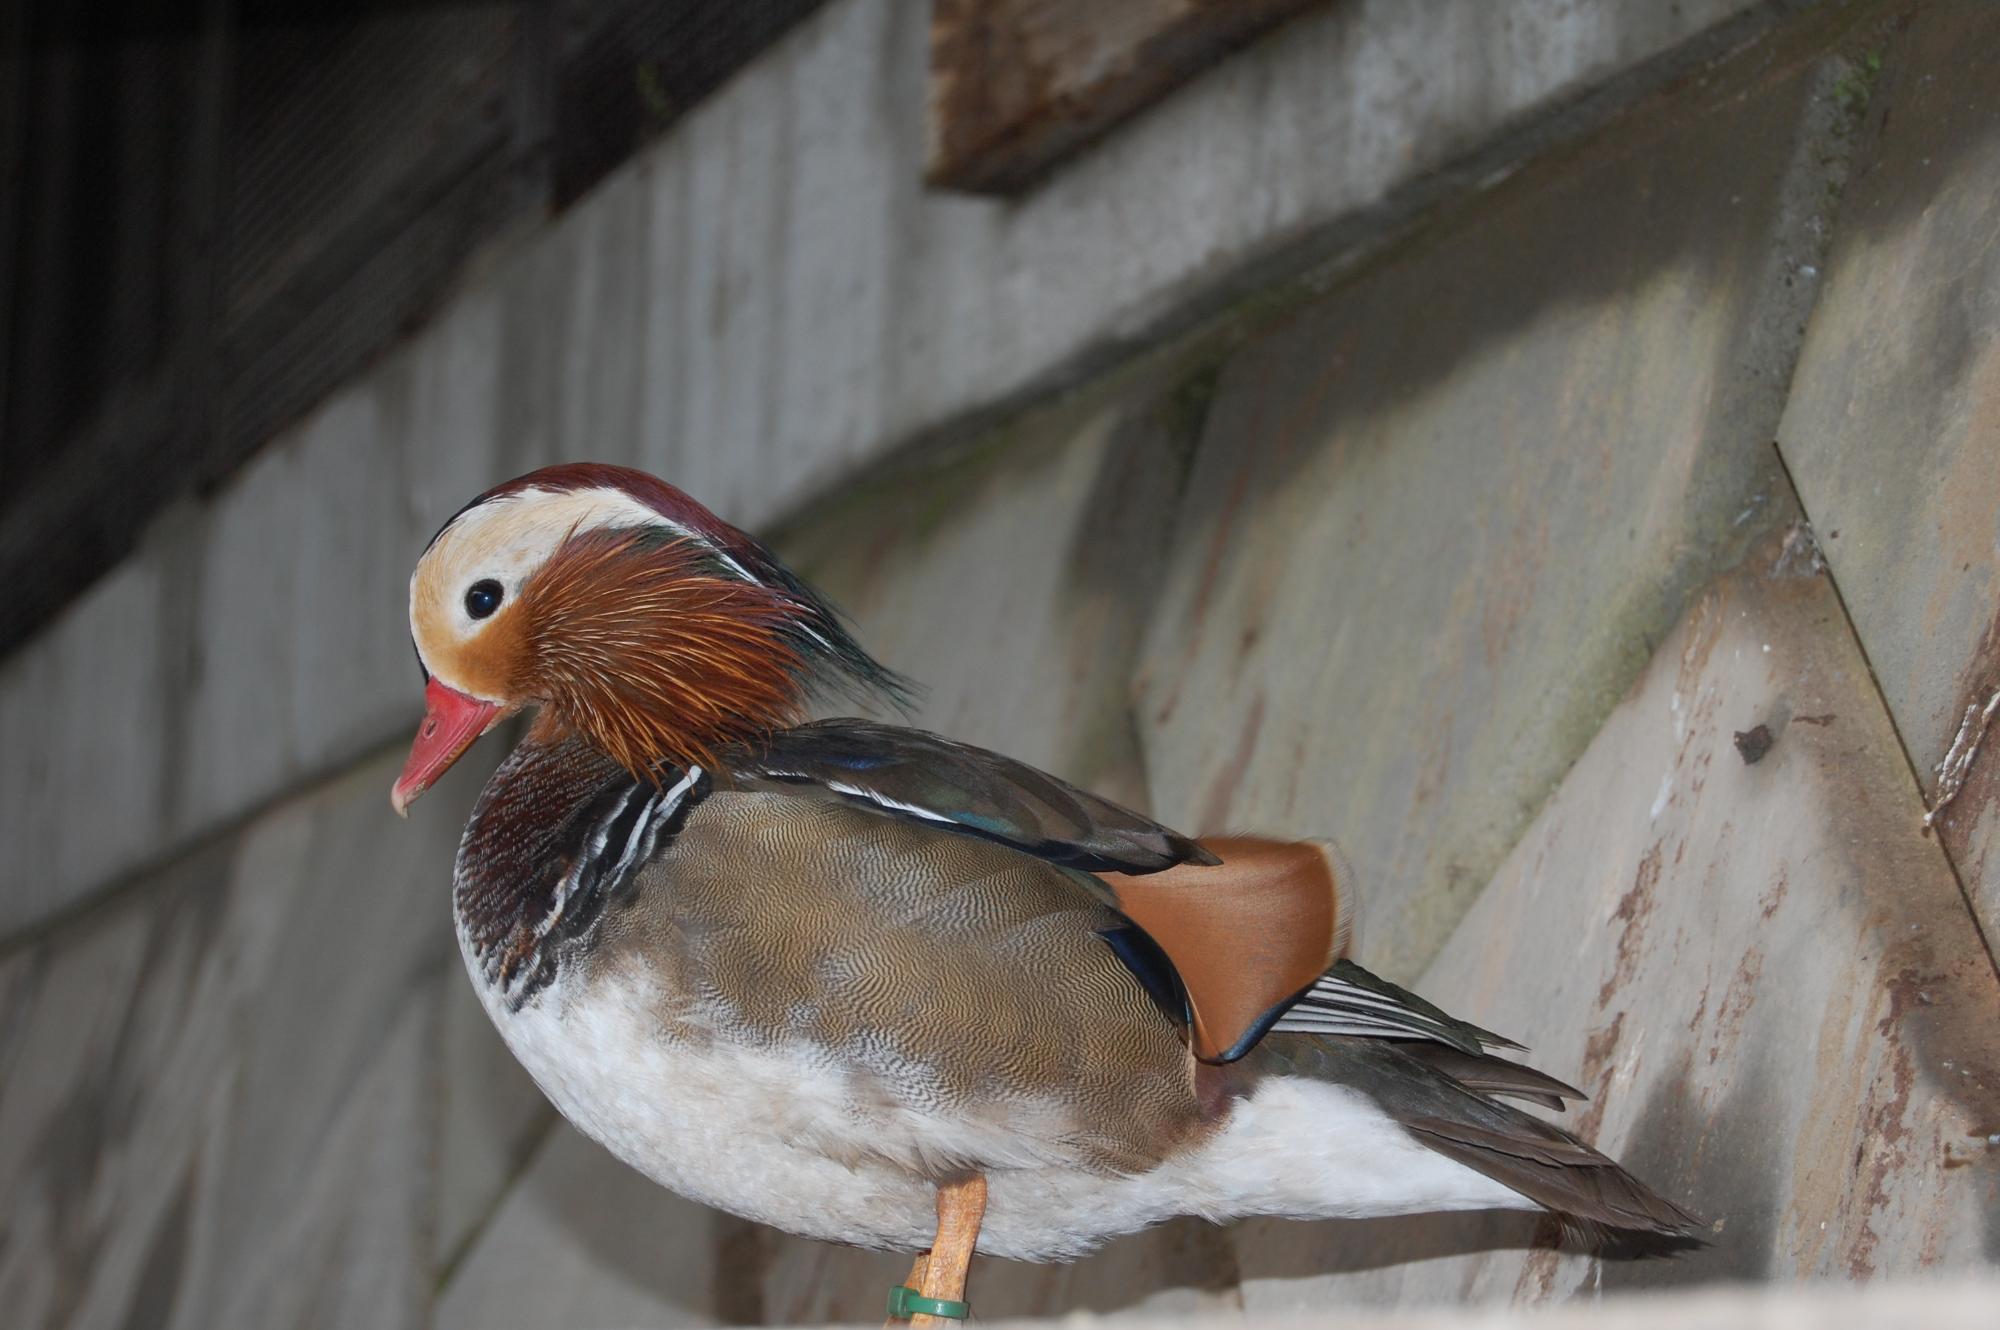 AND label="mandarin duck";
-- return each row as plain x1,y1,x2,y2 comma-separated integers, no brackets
393,463,1699,1320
